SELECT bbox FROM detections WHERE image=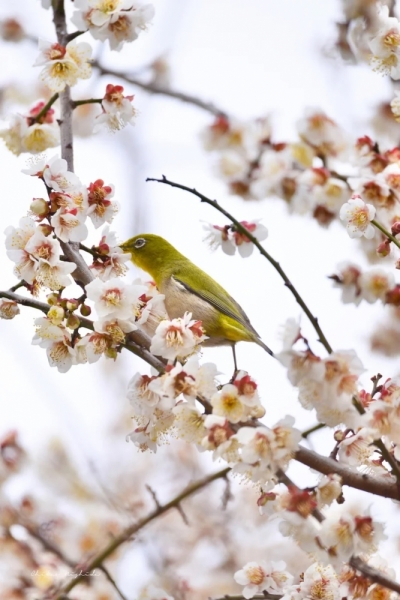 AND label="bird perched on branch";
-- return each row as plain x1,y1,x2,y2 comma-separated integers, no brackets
120,234,273,367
